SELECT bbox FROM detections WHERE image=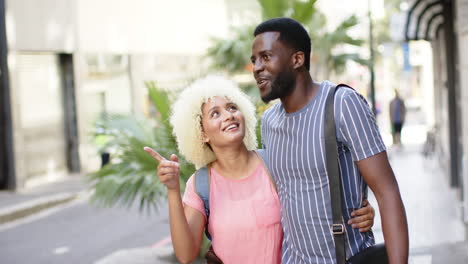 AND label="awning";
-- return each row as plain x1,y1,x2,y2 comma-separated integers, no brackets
405,0,446,41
